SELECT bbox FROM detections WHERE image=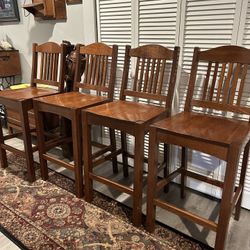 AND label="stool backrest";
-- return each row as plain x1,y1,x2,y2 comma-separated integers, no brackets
73,42,118,100
31,42,66,93
185,45,250,119
120,44,180,110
